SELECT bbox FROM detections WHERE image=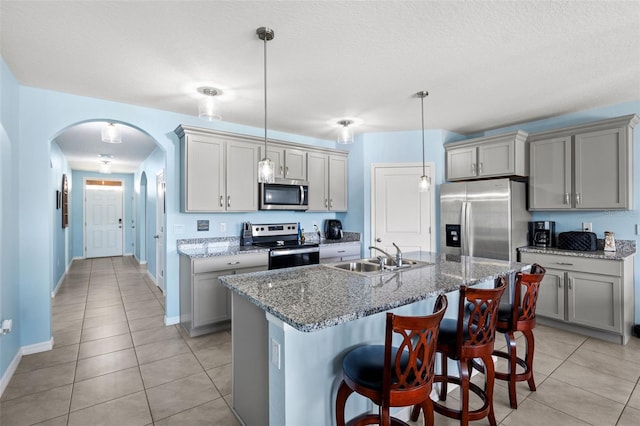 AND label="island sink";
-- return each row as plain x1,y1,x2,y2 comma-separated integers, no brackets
327,258,431,275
